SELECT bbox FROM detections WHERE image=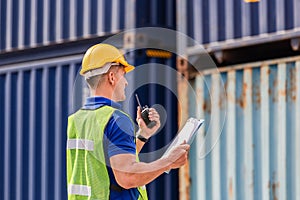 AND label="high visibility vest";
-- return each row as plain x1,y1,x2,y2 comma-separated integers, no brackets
67,105,148,200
